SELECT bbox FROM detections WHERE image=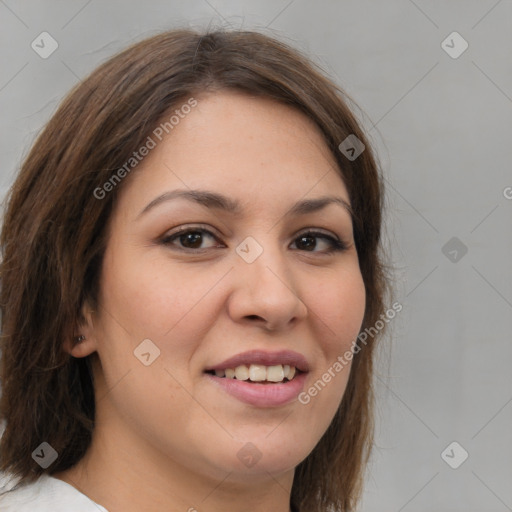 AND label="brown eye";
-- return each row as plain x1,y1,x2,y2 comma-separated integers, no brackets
162,227,222,251
178,231,204,249
291,231,347,253
295,234,317,251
